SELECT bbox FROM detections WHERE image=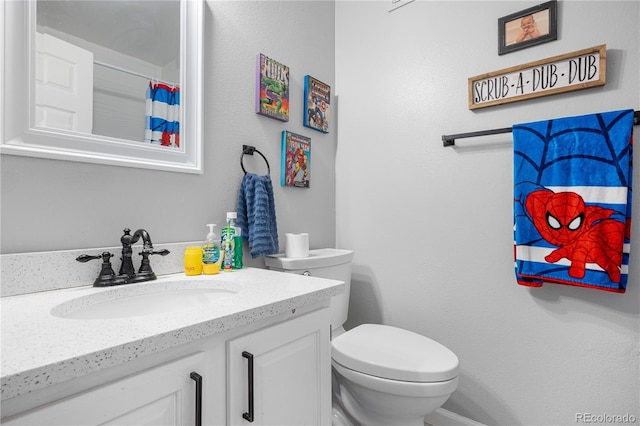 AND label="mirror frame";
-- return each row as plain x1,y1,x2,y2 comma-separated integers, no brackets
1,0,203,174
